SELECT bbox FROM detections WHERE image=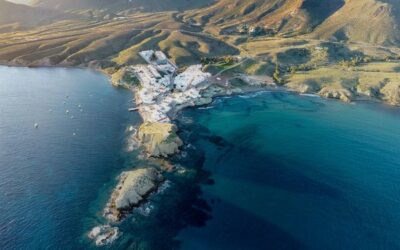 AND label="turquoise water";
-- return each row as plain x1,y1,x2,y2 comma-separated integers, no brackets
1,66,400,250
177,91,400,250
0,66,141,249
